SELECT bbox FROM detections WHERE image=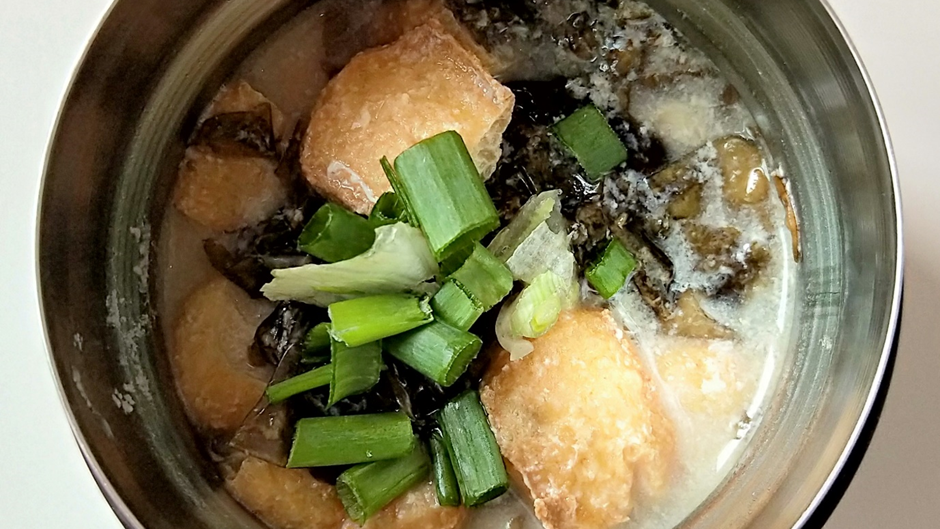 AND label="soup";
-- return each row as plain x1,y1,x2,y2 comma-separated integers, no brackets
157,1,799,528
